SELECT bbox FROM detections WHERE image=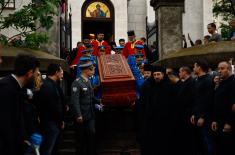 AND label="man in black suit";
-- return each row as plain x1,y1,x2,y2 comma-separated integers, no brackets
0,54,40,155
211,61,235,155
190,60,215,155
36,64,66,155
177,66,196,155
